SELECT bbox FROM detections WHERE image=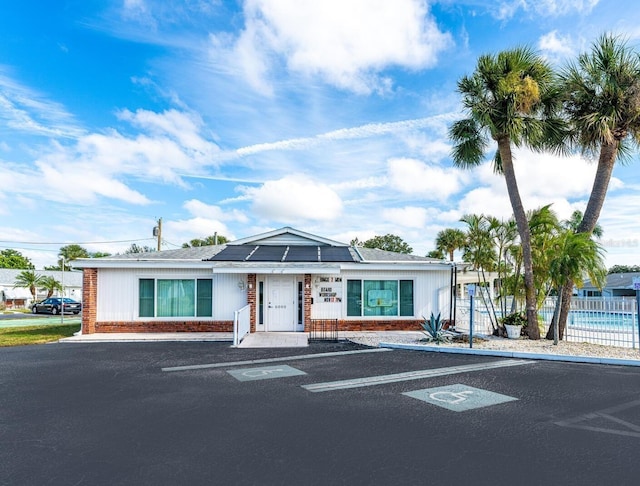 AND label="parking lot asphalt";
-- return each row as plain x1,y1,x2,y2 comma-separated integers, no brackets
2,341,640,485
